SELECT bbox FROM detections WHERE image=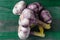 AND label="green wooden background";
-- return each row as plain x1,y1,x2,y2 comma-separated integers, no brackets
0,0,60,40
